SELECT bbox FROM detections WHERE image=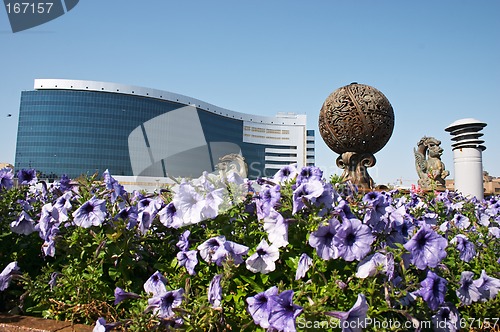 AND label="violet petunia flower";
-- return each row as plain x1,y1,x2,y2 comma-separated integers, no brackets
431,303,460,332
295,253,313,280
295,166,323,186
57,174,72,193
246,239,280,274
49,272,59,291
452,213,470,230
263,209,289,248
10,210,36,235
268,290,303,332
325,293,369,332
114,287,140,305
0,167,14,189
198,236,226,264
334,218,374,262
450,235,476,262
0,261,20,291
208,274,222,308
72,196,107,228
273,164,298,184
54,191,73,222
473,270,500,301
416,270,448,311
403,223,448,270
309,218,340,260
103,169,126,203
456,271,481,305
355,252,392,279
292,180,324,214
144,271,167,296
255,184,281,220
246,286,279,329
92,317,109,332
147,288,184,318
172,182,205,225
17,168,37,185
158,202,183,229
176,230,191,251
114,206,138,230
176,250,198,275
198,235,248,266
